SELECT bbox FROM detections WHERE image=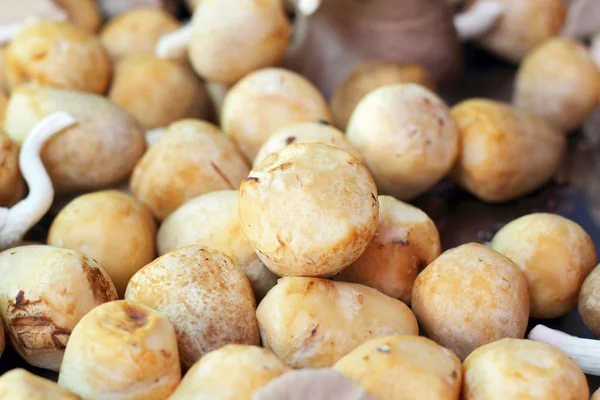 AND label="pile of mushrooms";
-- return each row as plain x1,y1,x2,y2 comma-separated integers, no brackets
1,0,600,398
